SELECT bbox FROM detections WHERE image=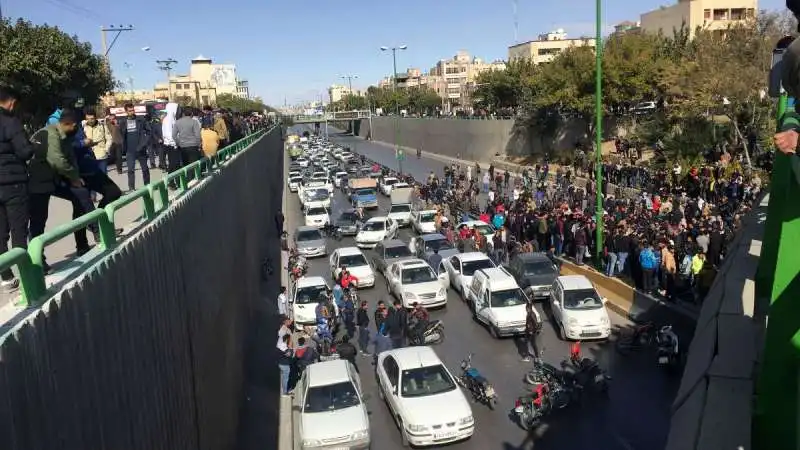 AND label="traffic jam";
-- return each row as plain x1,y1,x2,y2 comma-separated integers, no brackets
281,131,683,450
